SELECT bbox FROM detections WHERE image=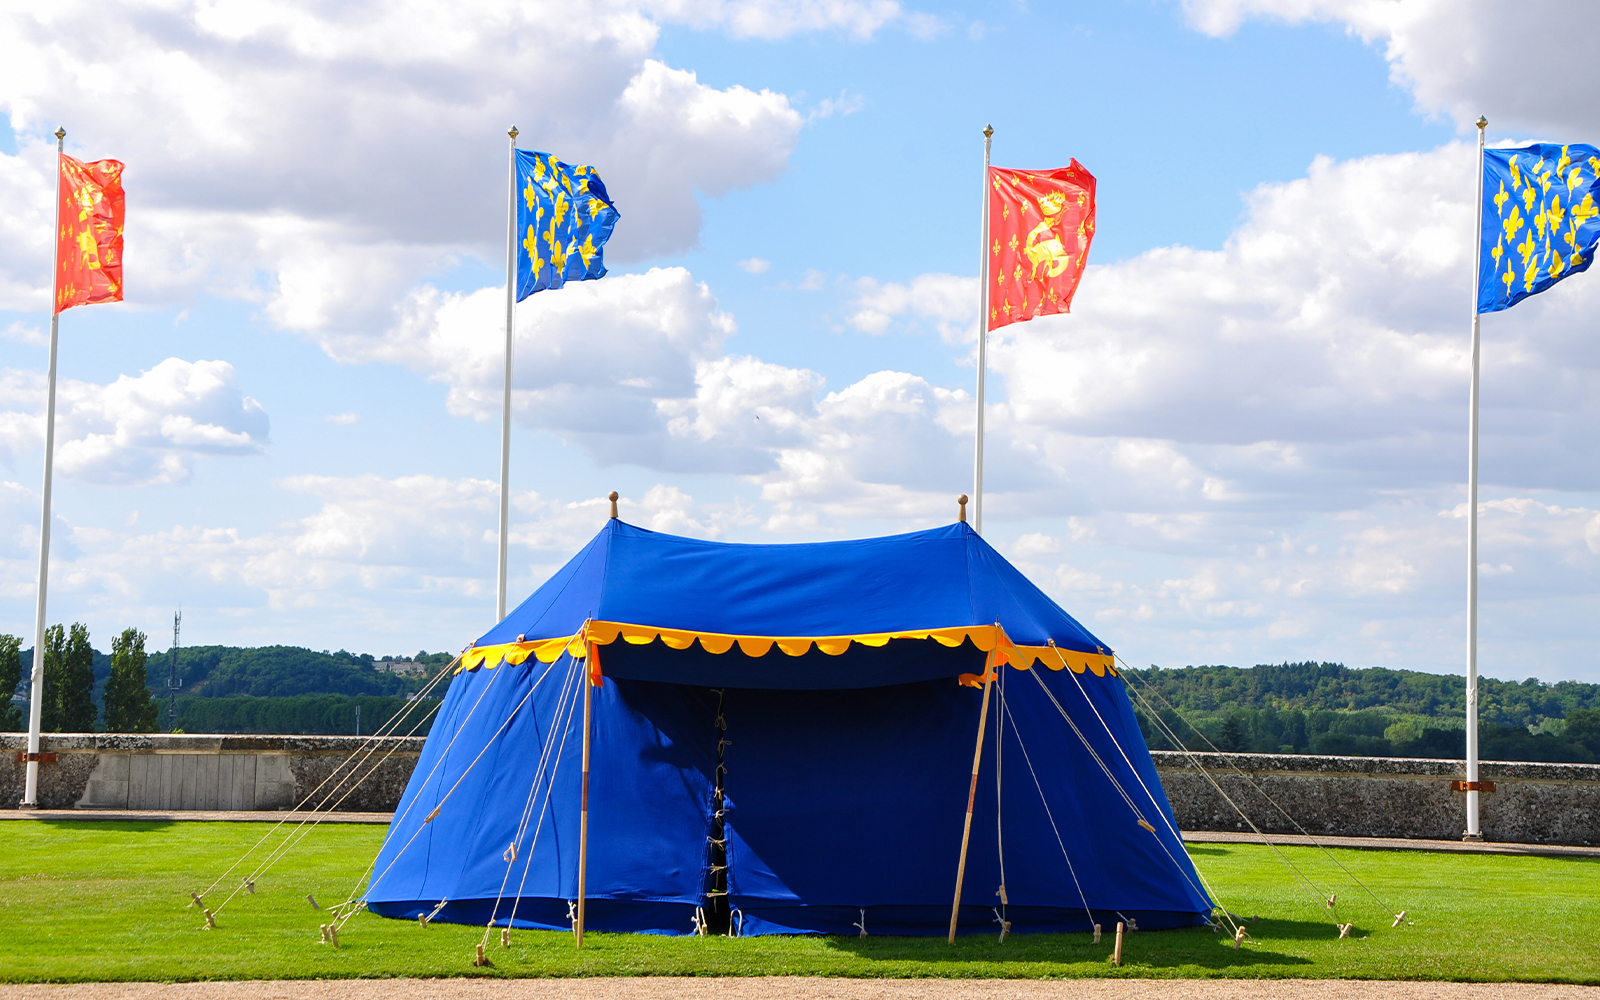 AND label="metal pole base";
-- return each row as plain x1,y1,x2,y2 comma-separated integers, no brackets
1461,832,1485,842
